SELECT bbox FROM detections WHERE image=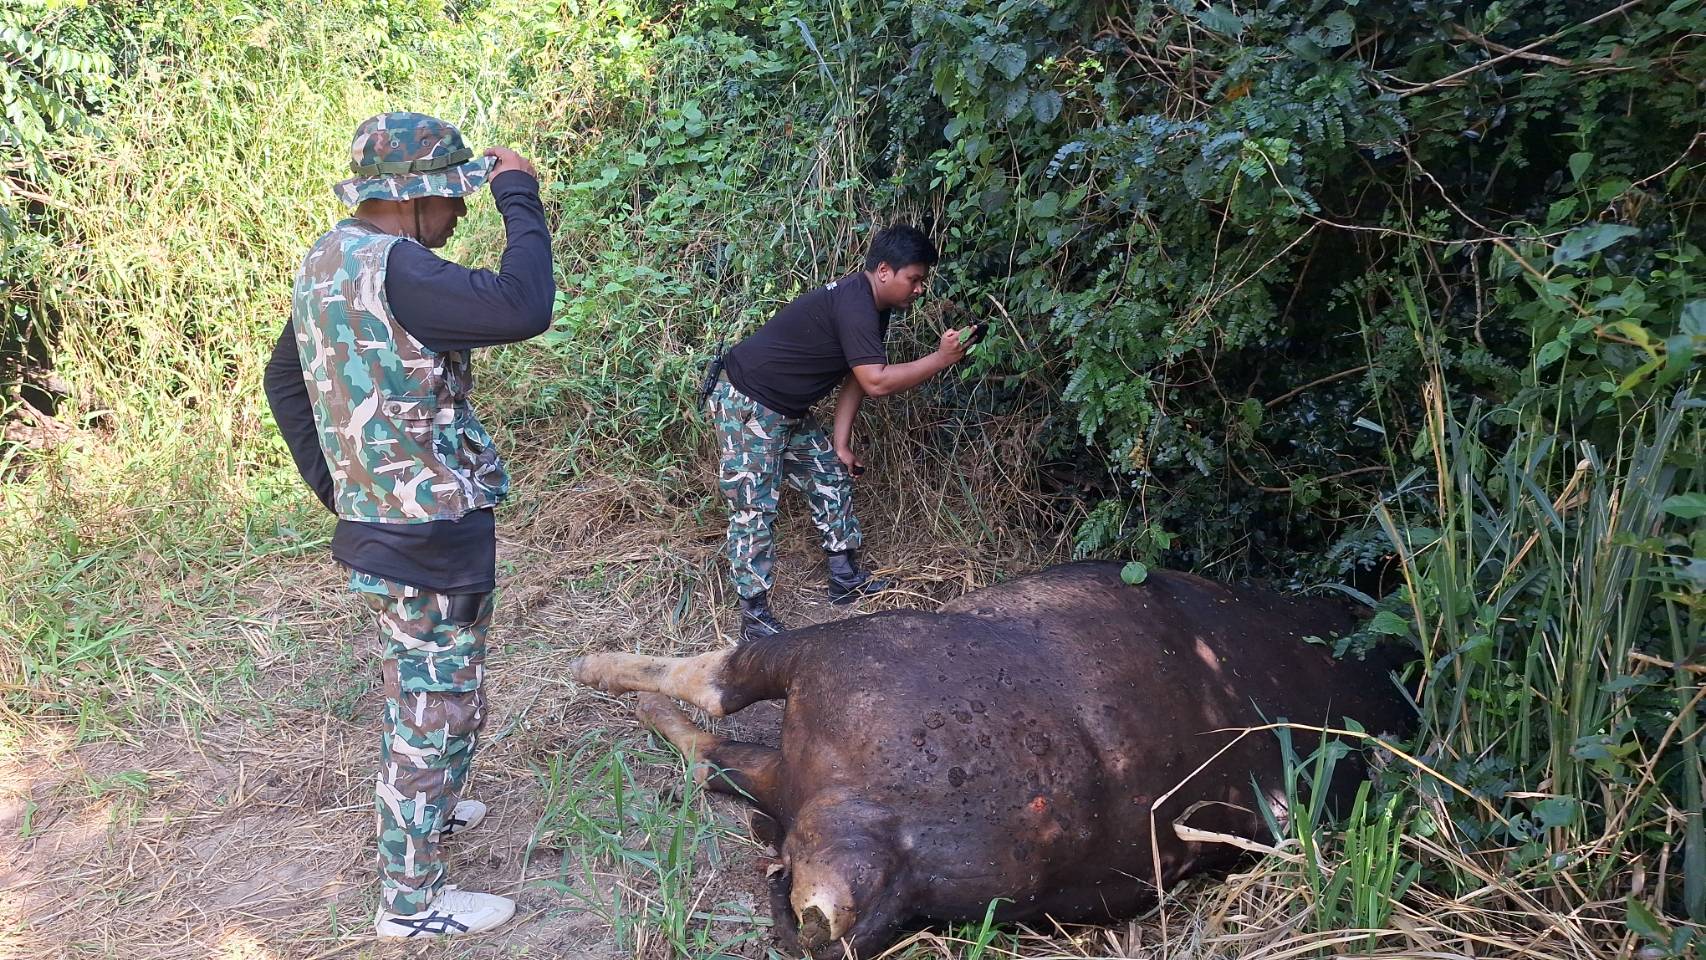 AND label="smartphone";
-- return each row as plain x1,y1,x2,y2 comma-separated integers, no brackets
964,321,988,345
